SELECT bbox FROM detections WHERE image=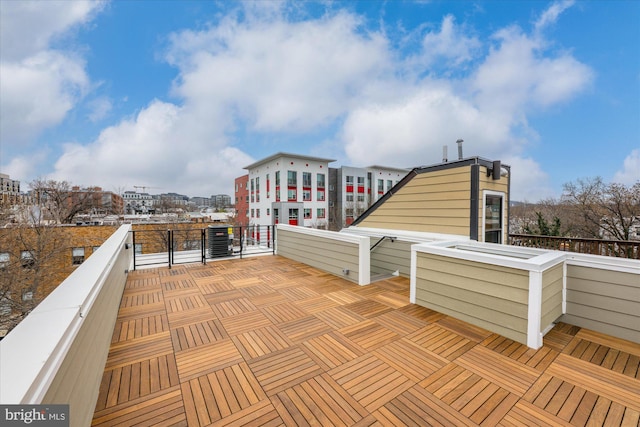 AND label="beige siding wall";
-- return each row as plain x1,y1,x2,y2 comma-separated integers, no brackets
478,166,510,242
42,234,131,427
540,264,564,332
414,253,530,344
370,238,415,277
277,228,360,283
358,167,471,236
562,264,640,343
